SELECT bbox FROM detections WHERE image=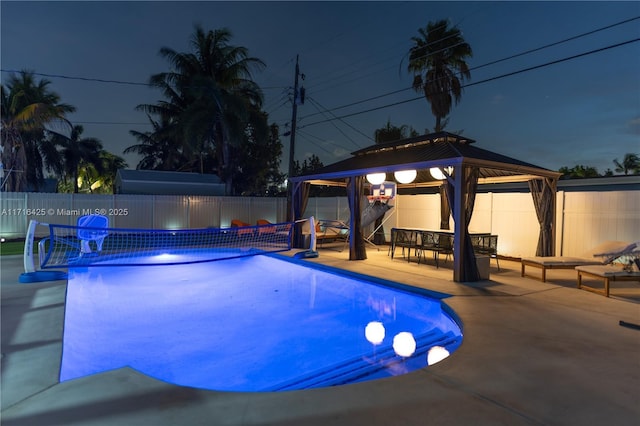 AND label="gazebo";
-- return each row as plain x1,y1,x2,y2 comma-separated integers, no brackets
289,132,562,282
